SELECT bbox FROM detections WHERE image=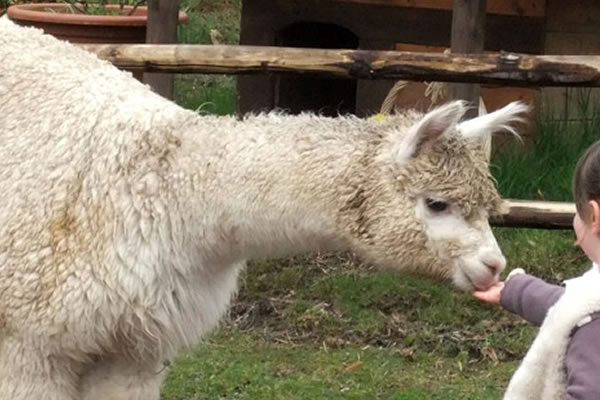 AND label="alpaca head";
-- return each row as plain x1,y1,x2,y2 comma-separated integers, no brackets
340,101,528,291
